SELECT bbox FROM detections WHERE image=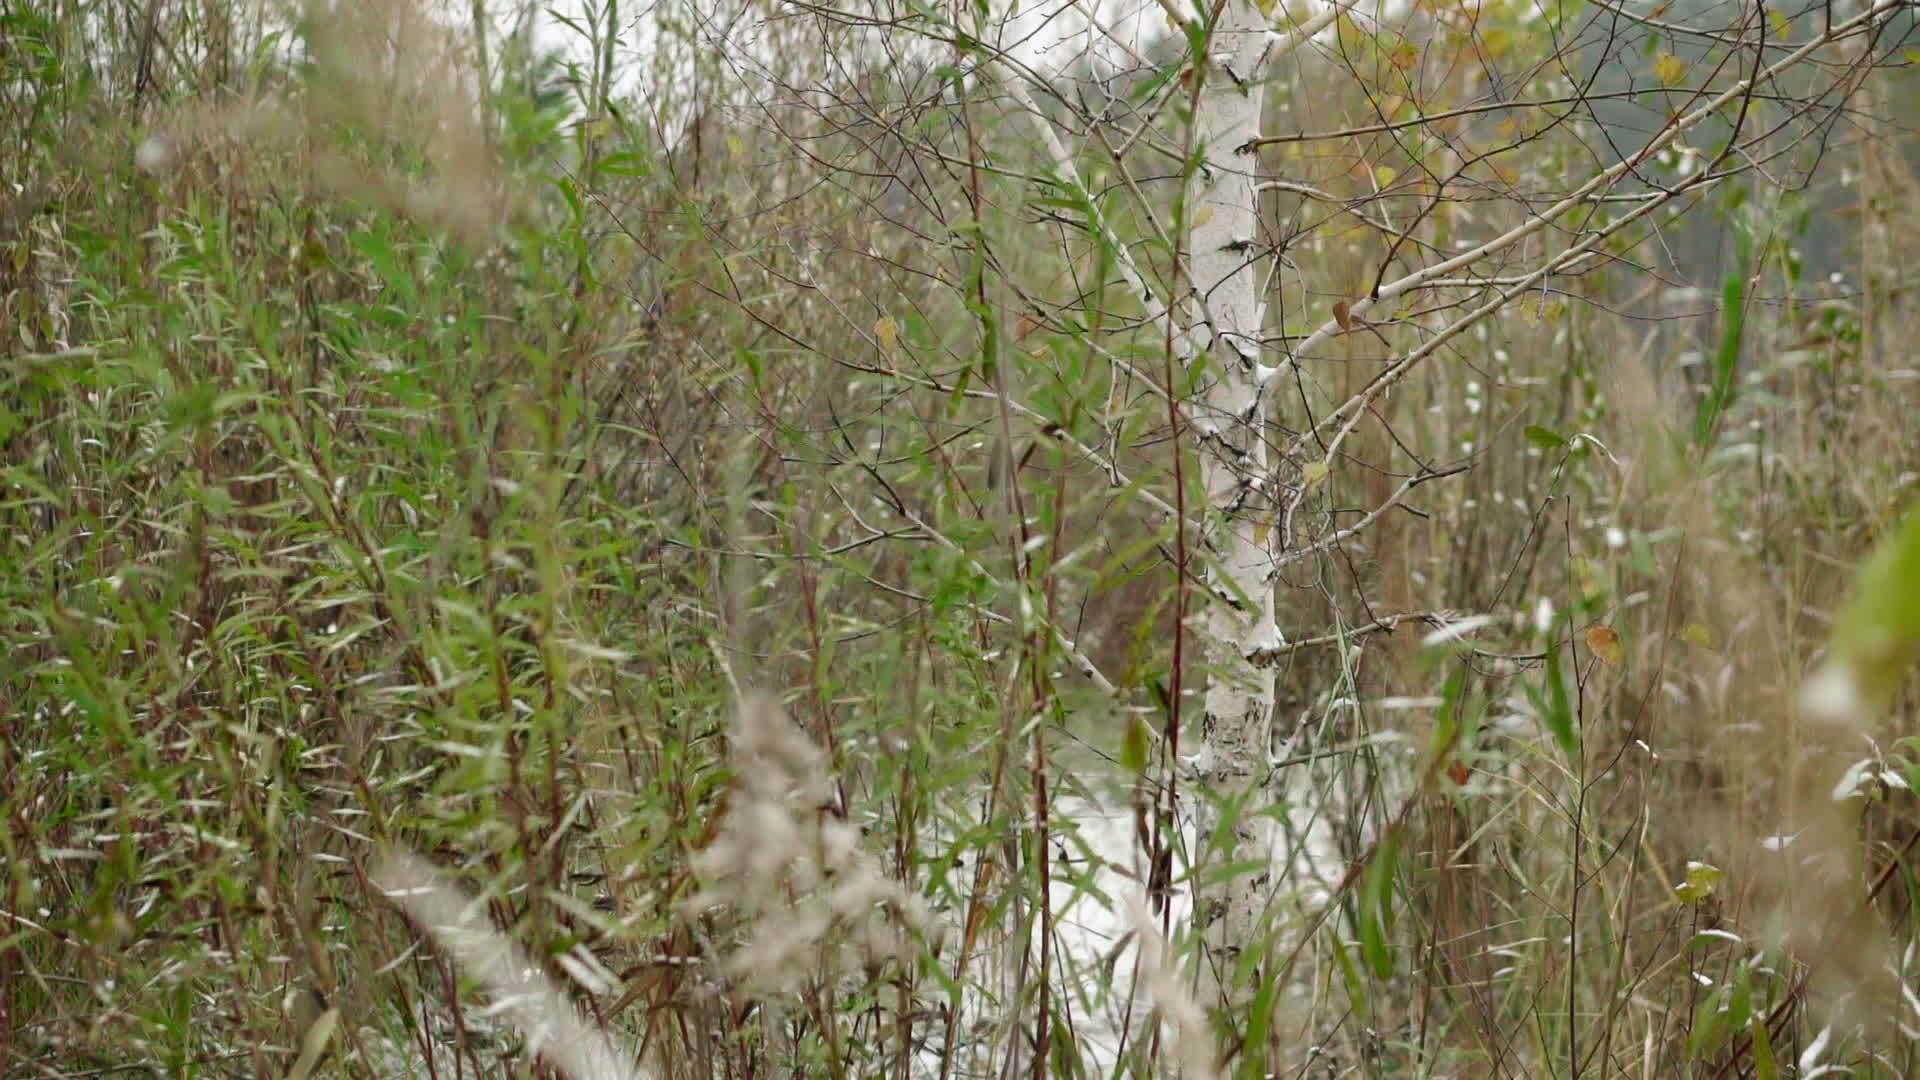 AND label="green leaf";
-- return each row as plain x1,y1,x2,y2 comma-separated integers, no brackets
1695,223,1751,447
1423,665,1468,776
1539,636,1579,757
589,151,654,178
1750,1015,1780,1080
1810,505,1920,717
1147,677,1171,716
1235,960,1283,1080
1688,984,1730,1058
1046,1003,1081,1080
1121,714,1150,775
1725,970,1753,1034
1327,927,1370,1023
1524,424,1566,450
1358,827,1401,979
